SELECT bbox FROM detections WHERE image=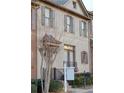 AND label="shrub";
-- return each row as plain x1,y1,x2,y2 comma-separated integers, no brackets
49,80,63,92
68,73,93,88
31,79,63,93
71,75,84,88
31,84,37,93
31,79,37,85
